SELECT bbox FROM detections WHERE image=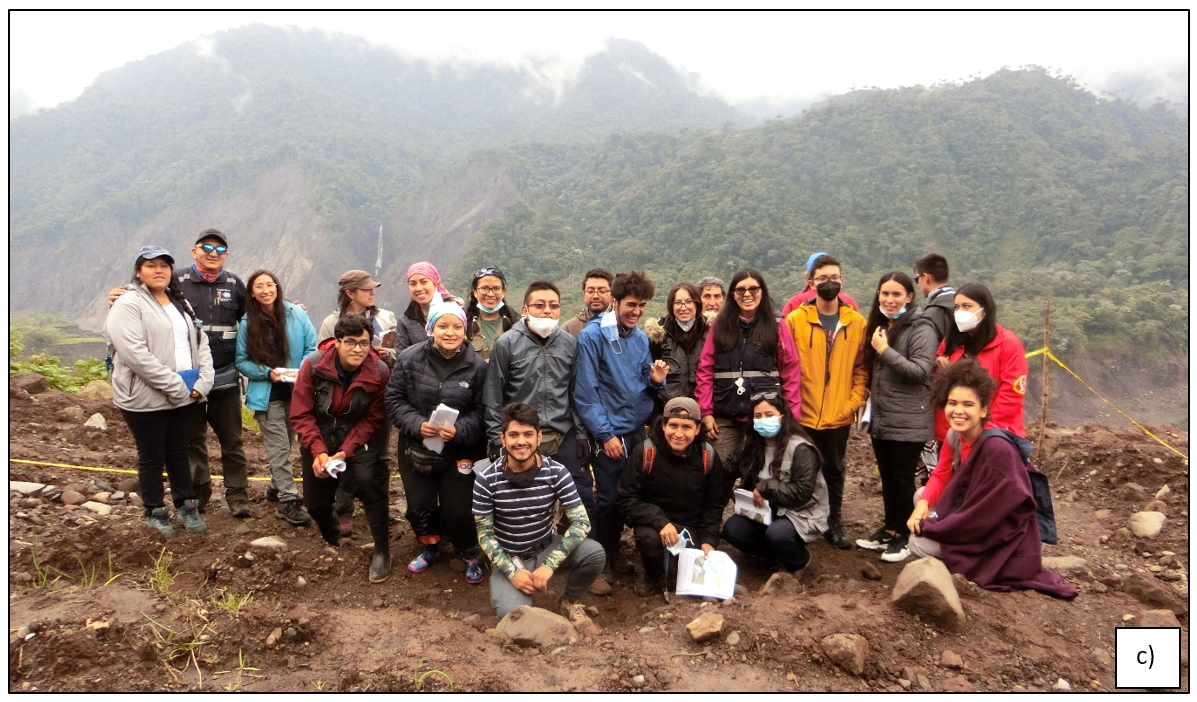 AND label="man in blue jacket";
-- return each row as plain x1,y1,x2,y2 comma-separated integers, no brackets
575,270,668,581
